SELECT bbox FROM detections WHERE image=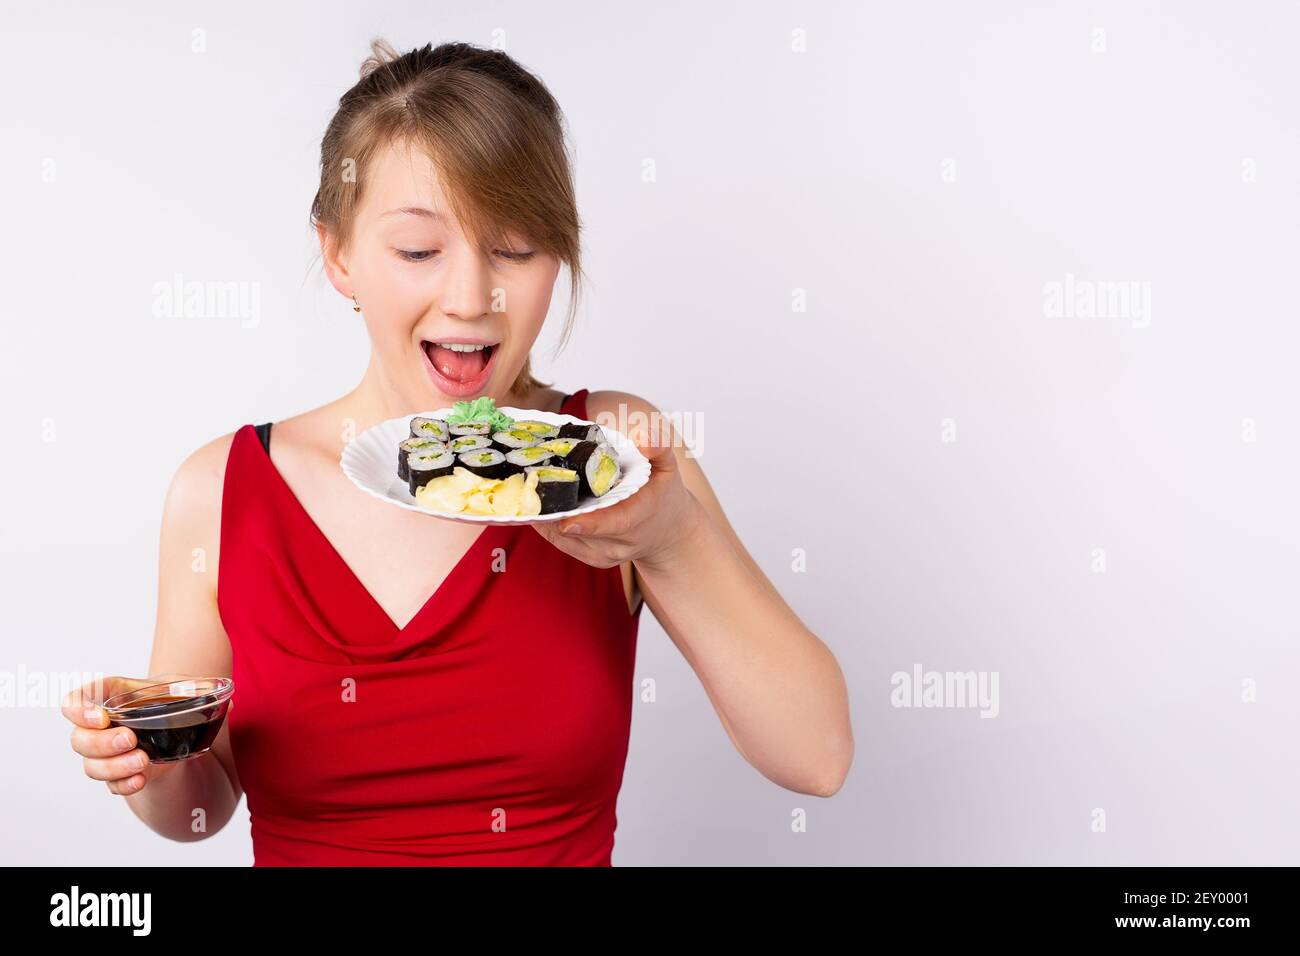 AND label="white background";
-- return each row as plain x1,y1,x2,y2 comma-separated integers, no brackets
2,0,1297,864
